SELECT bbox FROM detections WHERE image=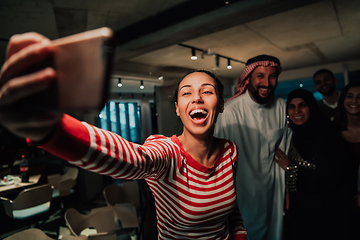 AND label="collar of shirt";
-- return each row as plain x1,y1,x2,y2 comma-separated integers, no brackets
244,90,267,108
242,90,272,108
322,92,340,109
